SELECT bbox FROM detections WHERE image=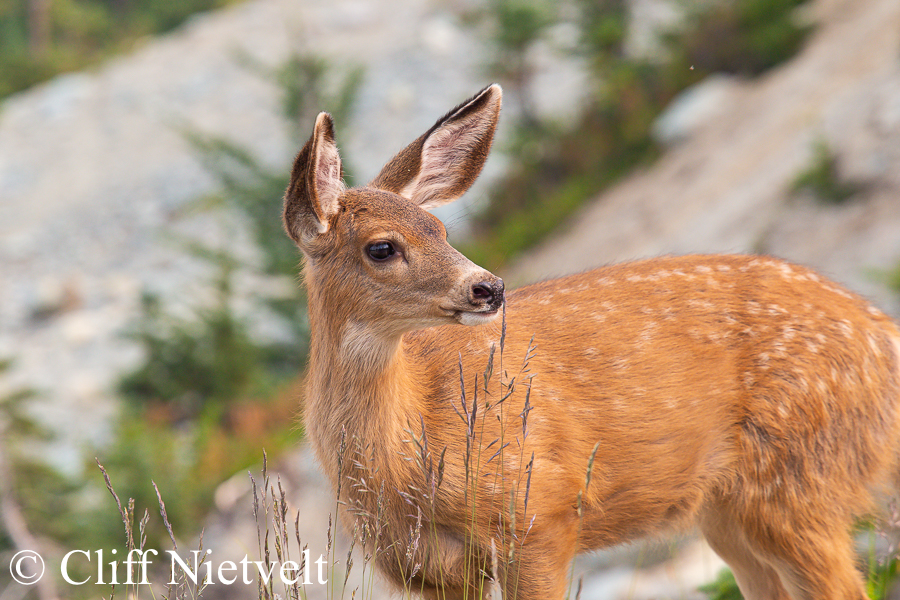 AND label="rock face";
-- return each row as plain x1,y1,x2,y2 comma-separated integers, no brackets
2,0,900,597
